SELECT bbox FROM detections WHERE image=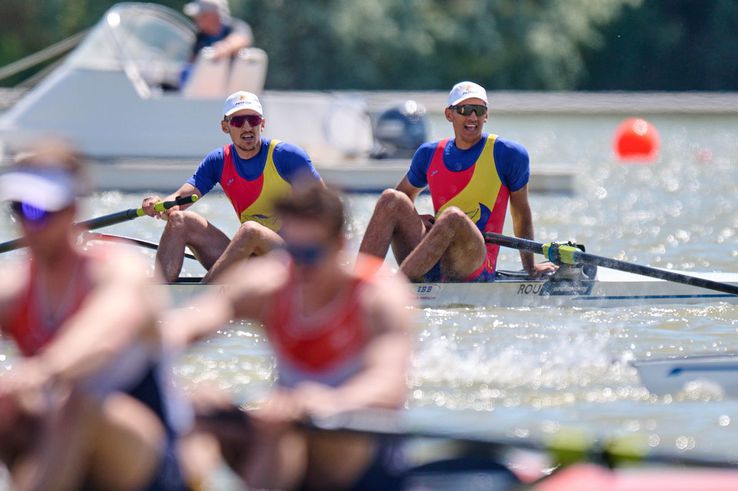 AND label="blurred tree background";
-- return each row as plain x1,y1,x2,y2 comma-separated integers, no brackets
1,0,737,90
